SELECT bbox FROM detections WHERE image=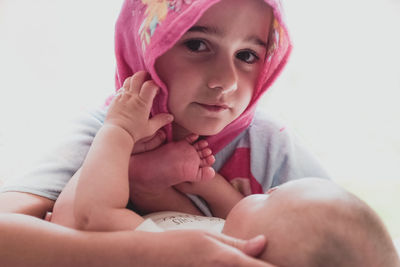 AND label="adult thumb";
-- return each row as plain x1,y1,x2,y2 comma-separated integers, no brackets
238,235,267,257
211,232,266,257
149,113,174,132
